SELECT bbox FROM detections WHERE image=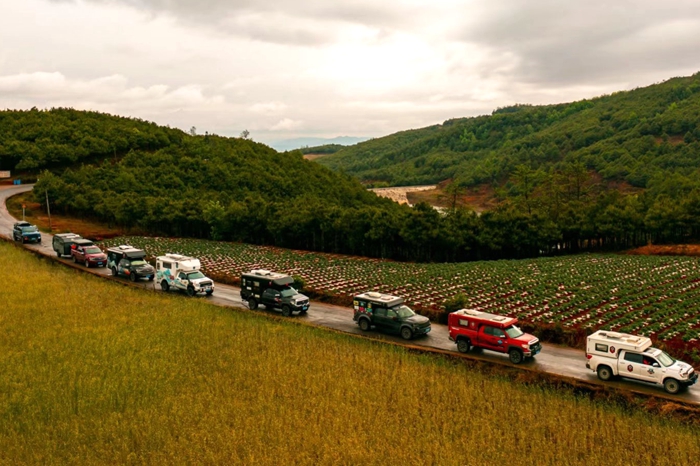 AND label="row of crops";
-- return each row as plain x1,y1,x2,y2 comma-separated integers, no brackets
100,237,700,343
